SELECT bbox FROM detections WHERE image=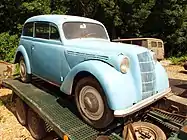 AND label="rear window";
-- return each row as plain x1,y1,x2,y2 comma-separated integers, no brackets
23,22,33,37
